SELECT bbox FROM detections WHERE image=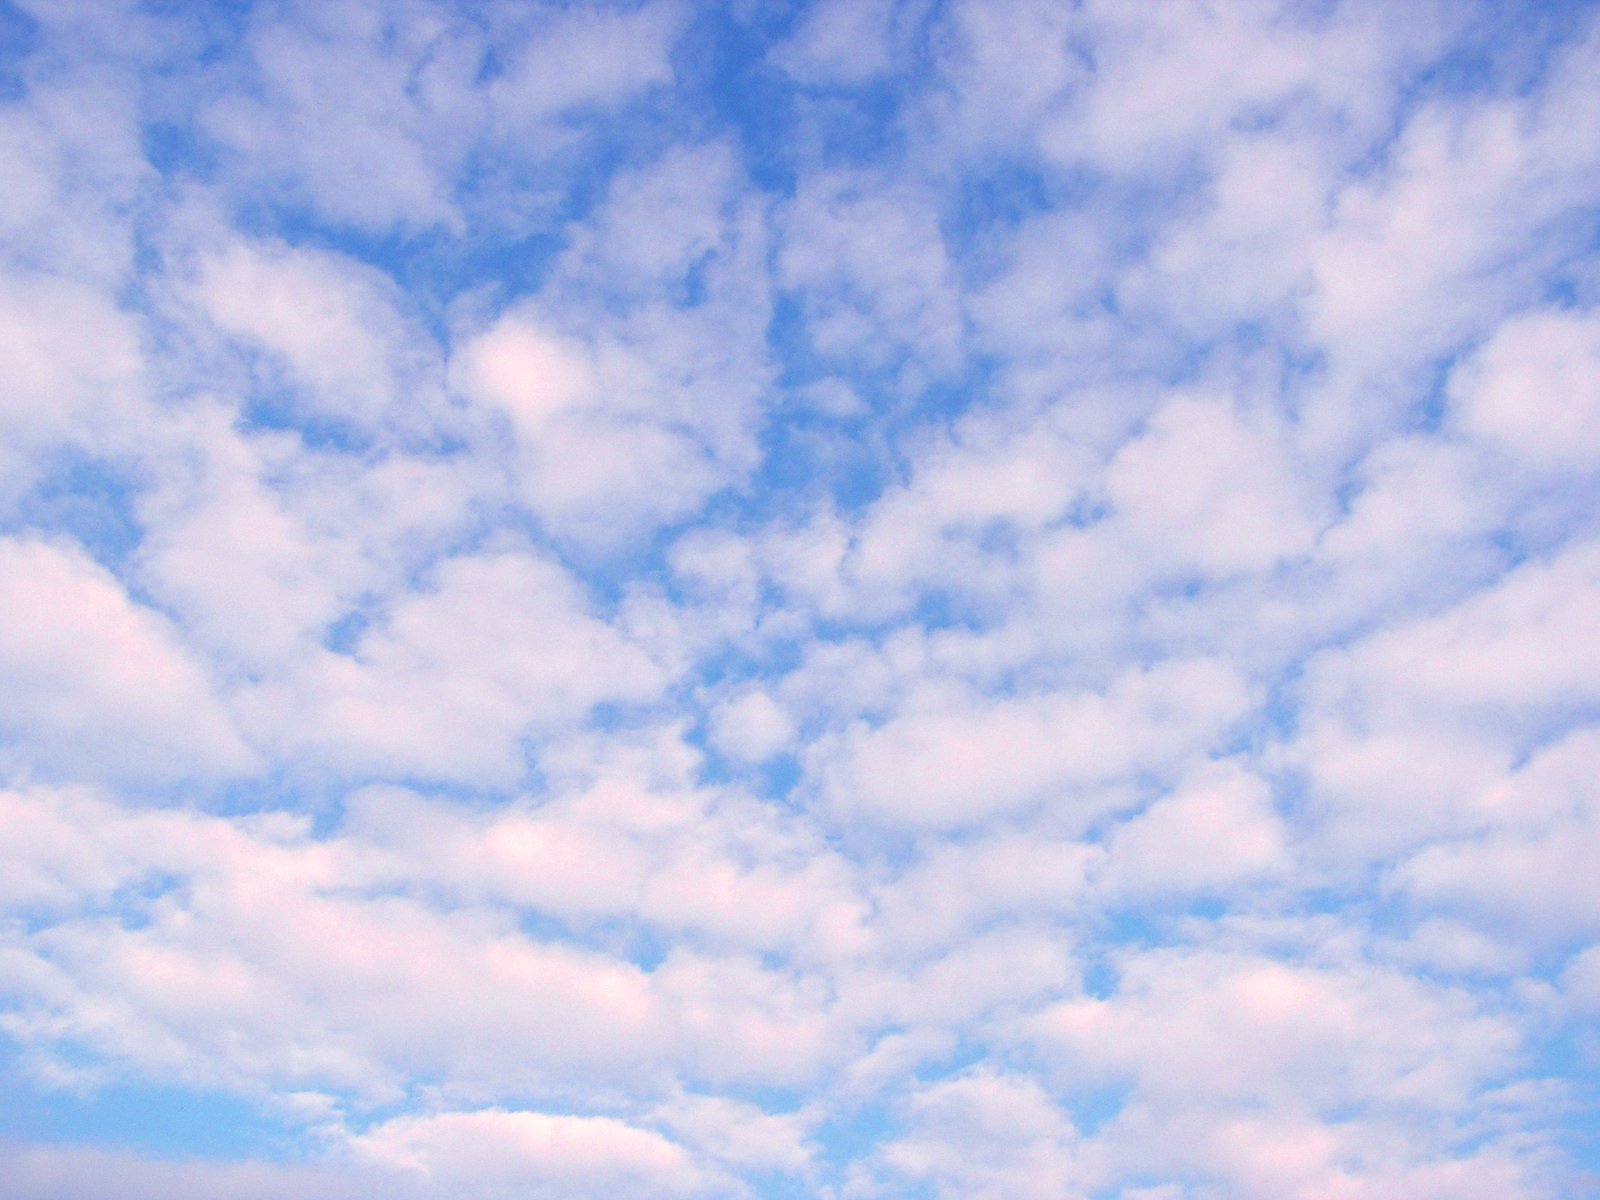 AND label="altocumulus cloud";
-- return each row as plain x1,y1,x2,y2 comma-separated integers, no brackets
1,1,1599,1197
